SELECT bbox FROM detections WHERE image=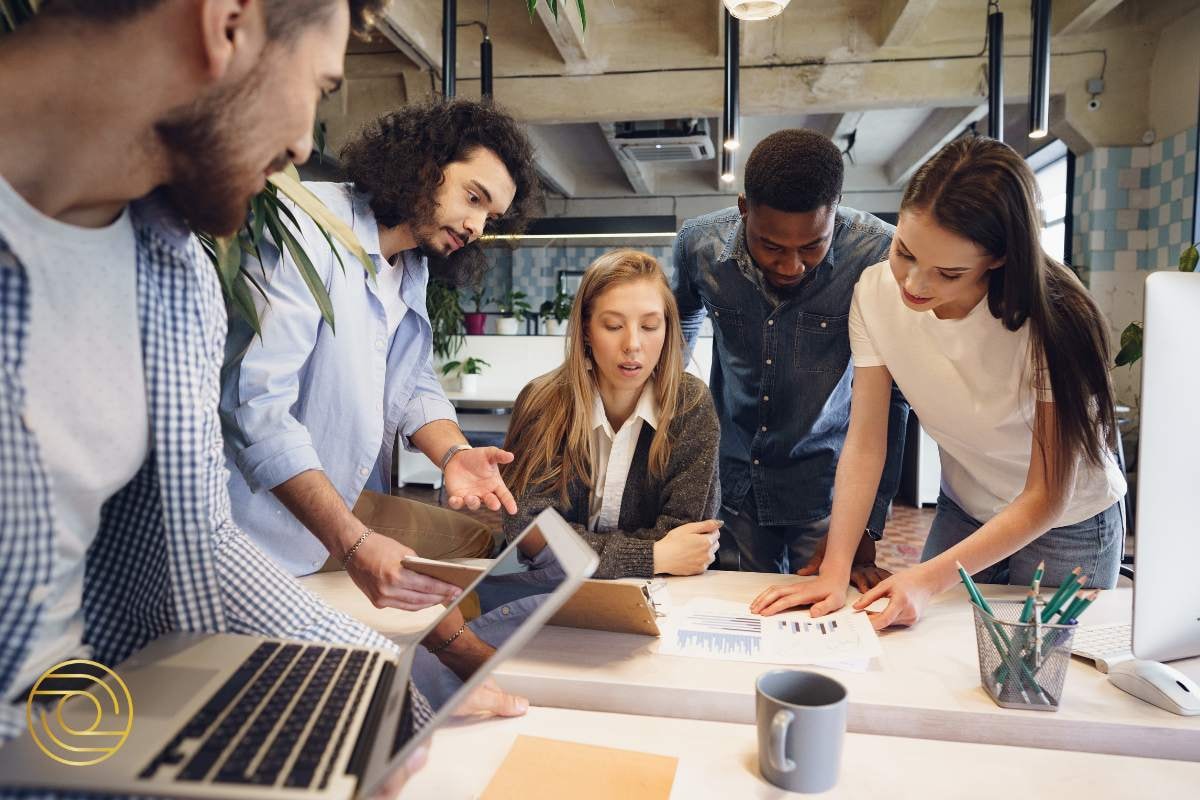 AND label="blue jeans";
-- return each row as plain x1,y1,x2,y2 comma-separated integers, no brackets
722,496,831,574
921,493,1122,589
